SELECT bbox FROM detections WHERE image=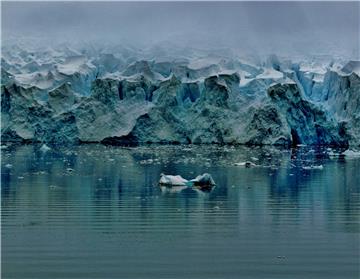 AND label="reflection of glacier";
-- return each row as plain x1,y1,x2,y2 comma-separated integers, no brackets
1,144,359,234
1,43,359,146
